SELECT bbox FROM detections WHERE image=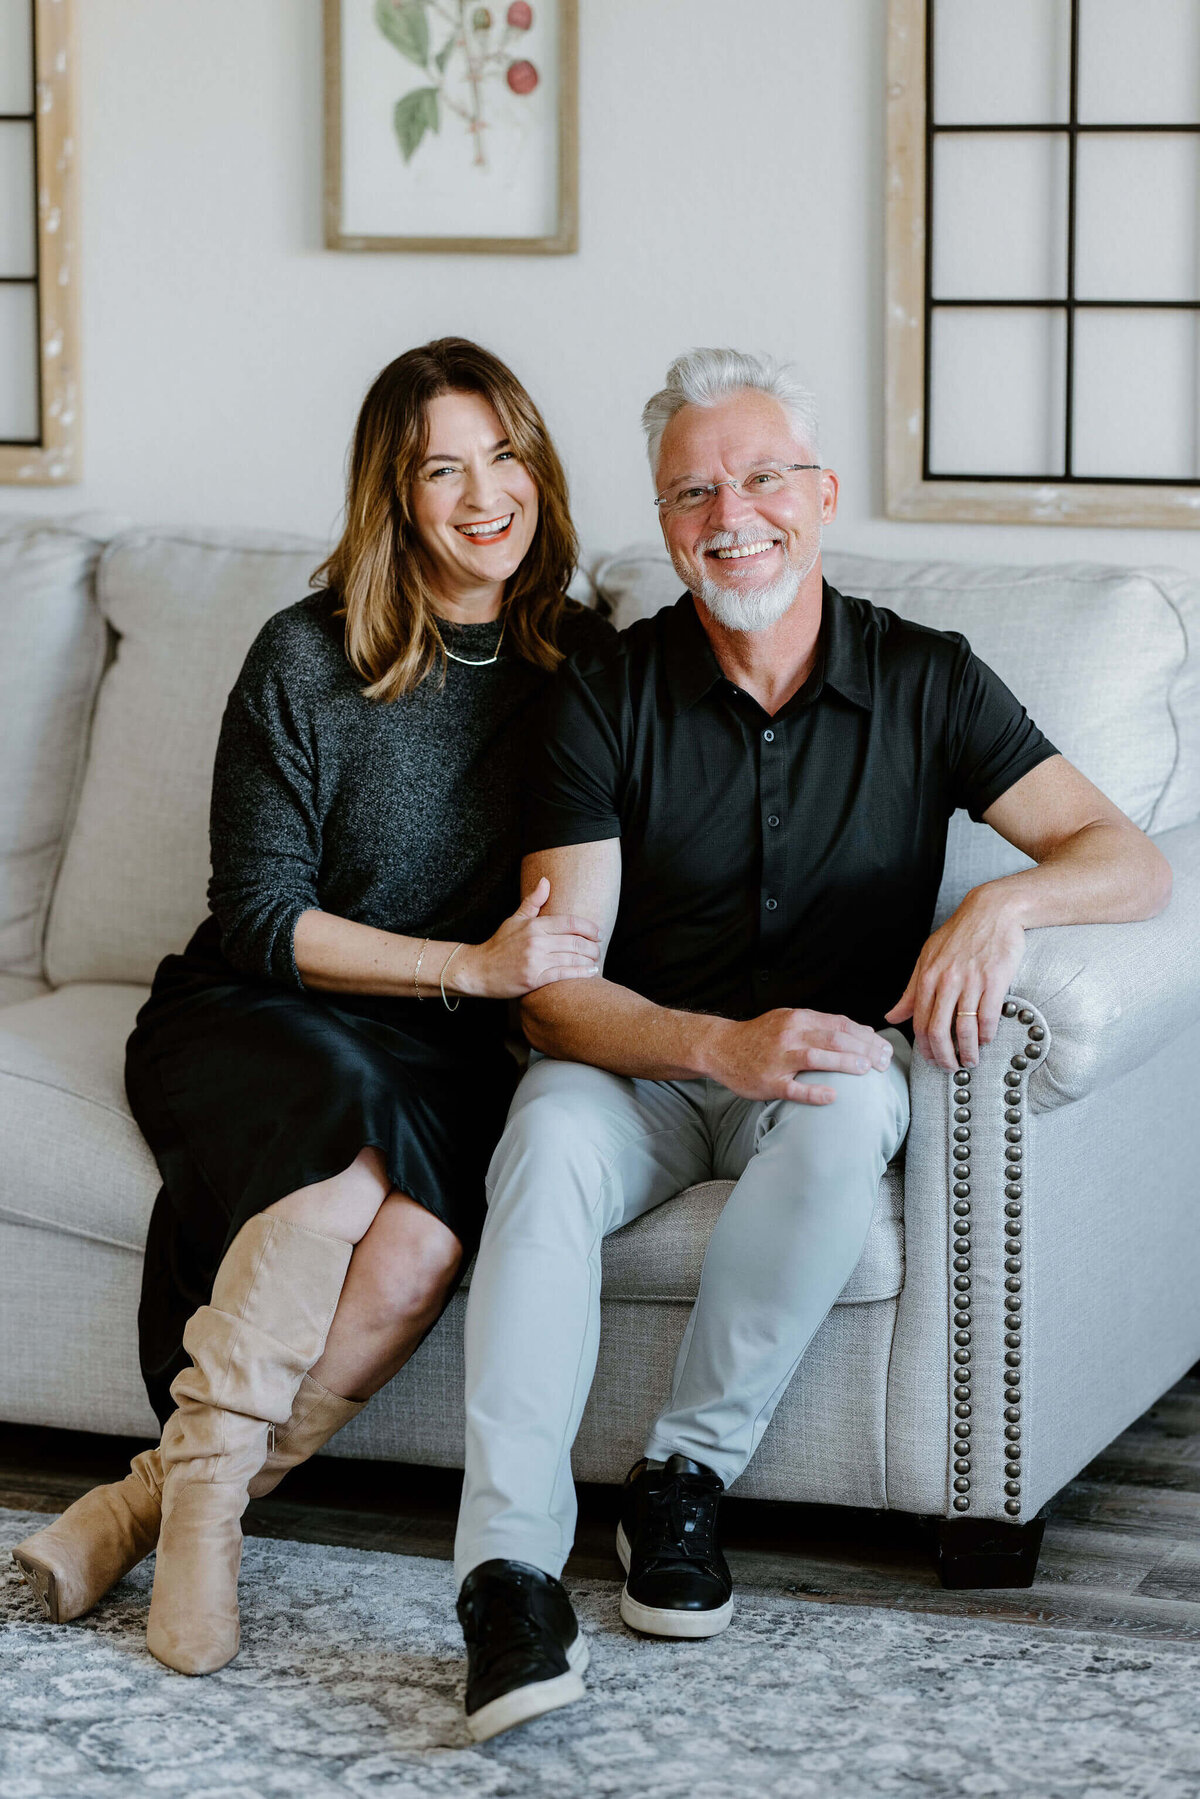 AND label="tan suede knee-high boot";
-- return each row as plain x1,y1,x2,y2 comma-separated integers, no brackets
250,1376,366,1498
10,1377,364,1625
11,1447,163,1625
145,1214,352,1676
